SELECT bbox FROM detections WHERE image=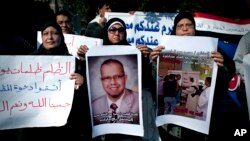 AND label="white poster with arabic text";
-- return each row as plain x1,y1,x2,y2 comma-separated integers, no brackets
0,56,75,130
